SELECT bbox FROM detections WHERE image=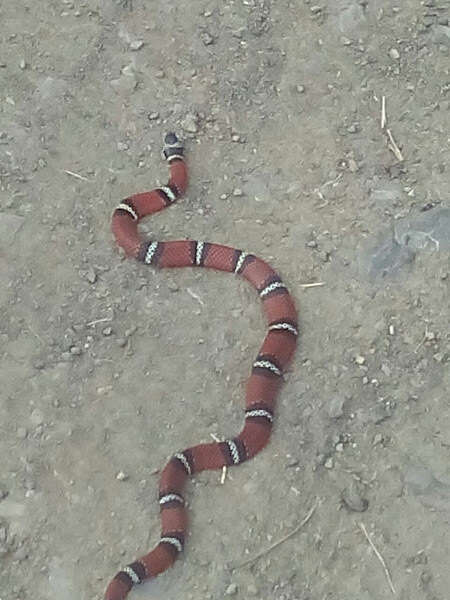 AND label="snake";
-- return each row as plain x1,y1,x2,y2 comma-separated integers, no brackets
105,133,298,599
